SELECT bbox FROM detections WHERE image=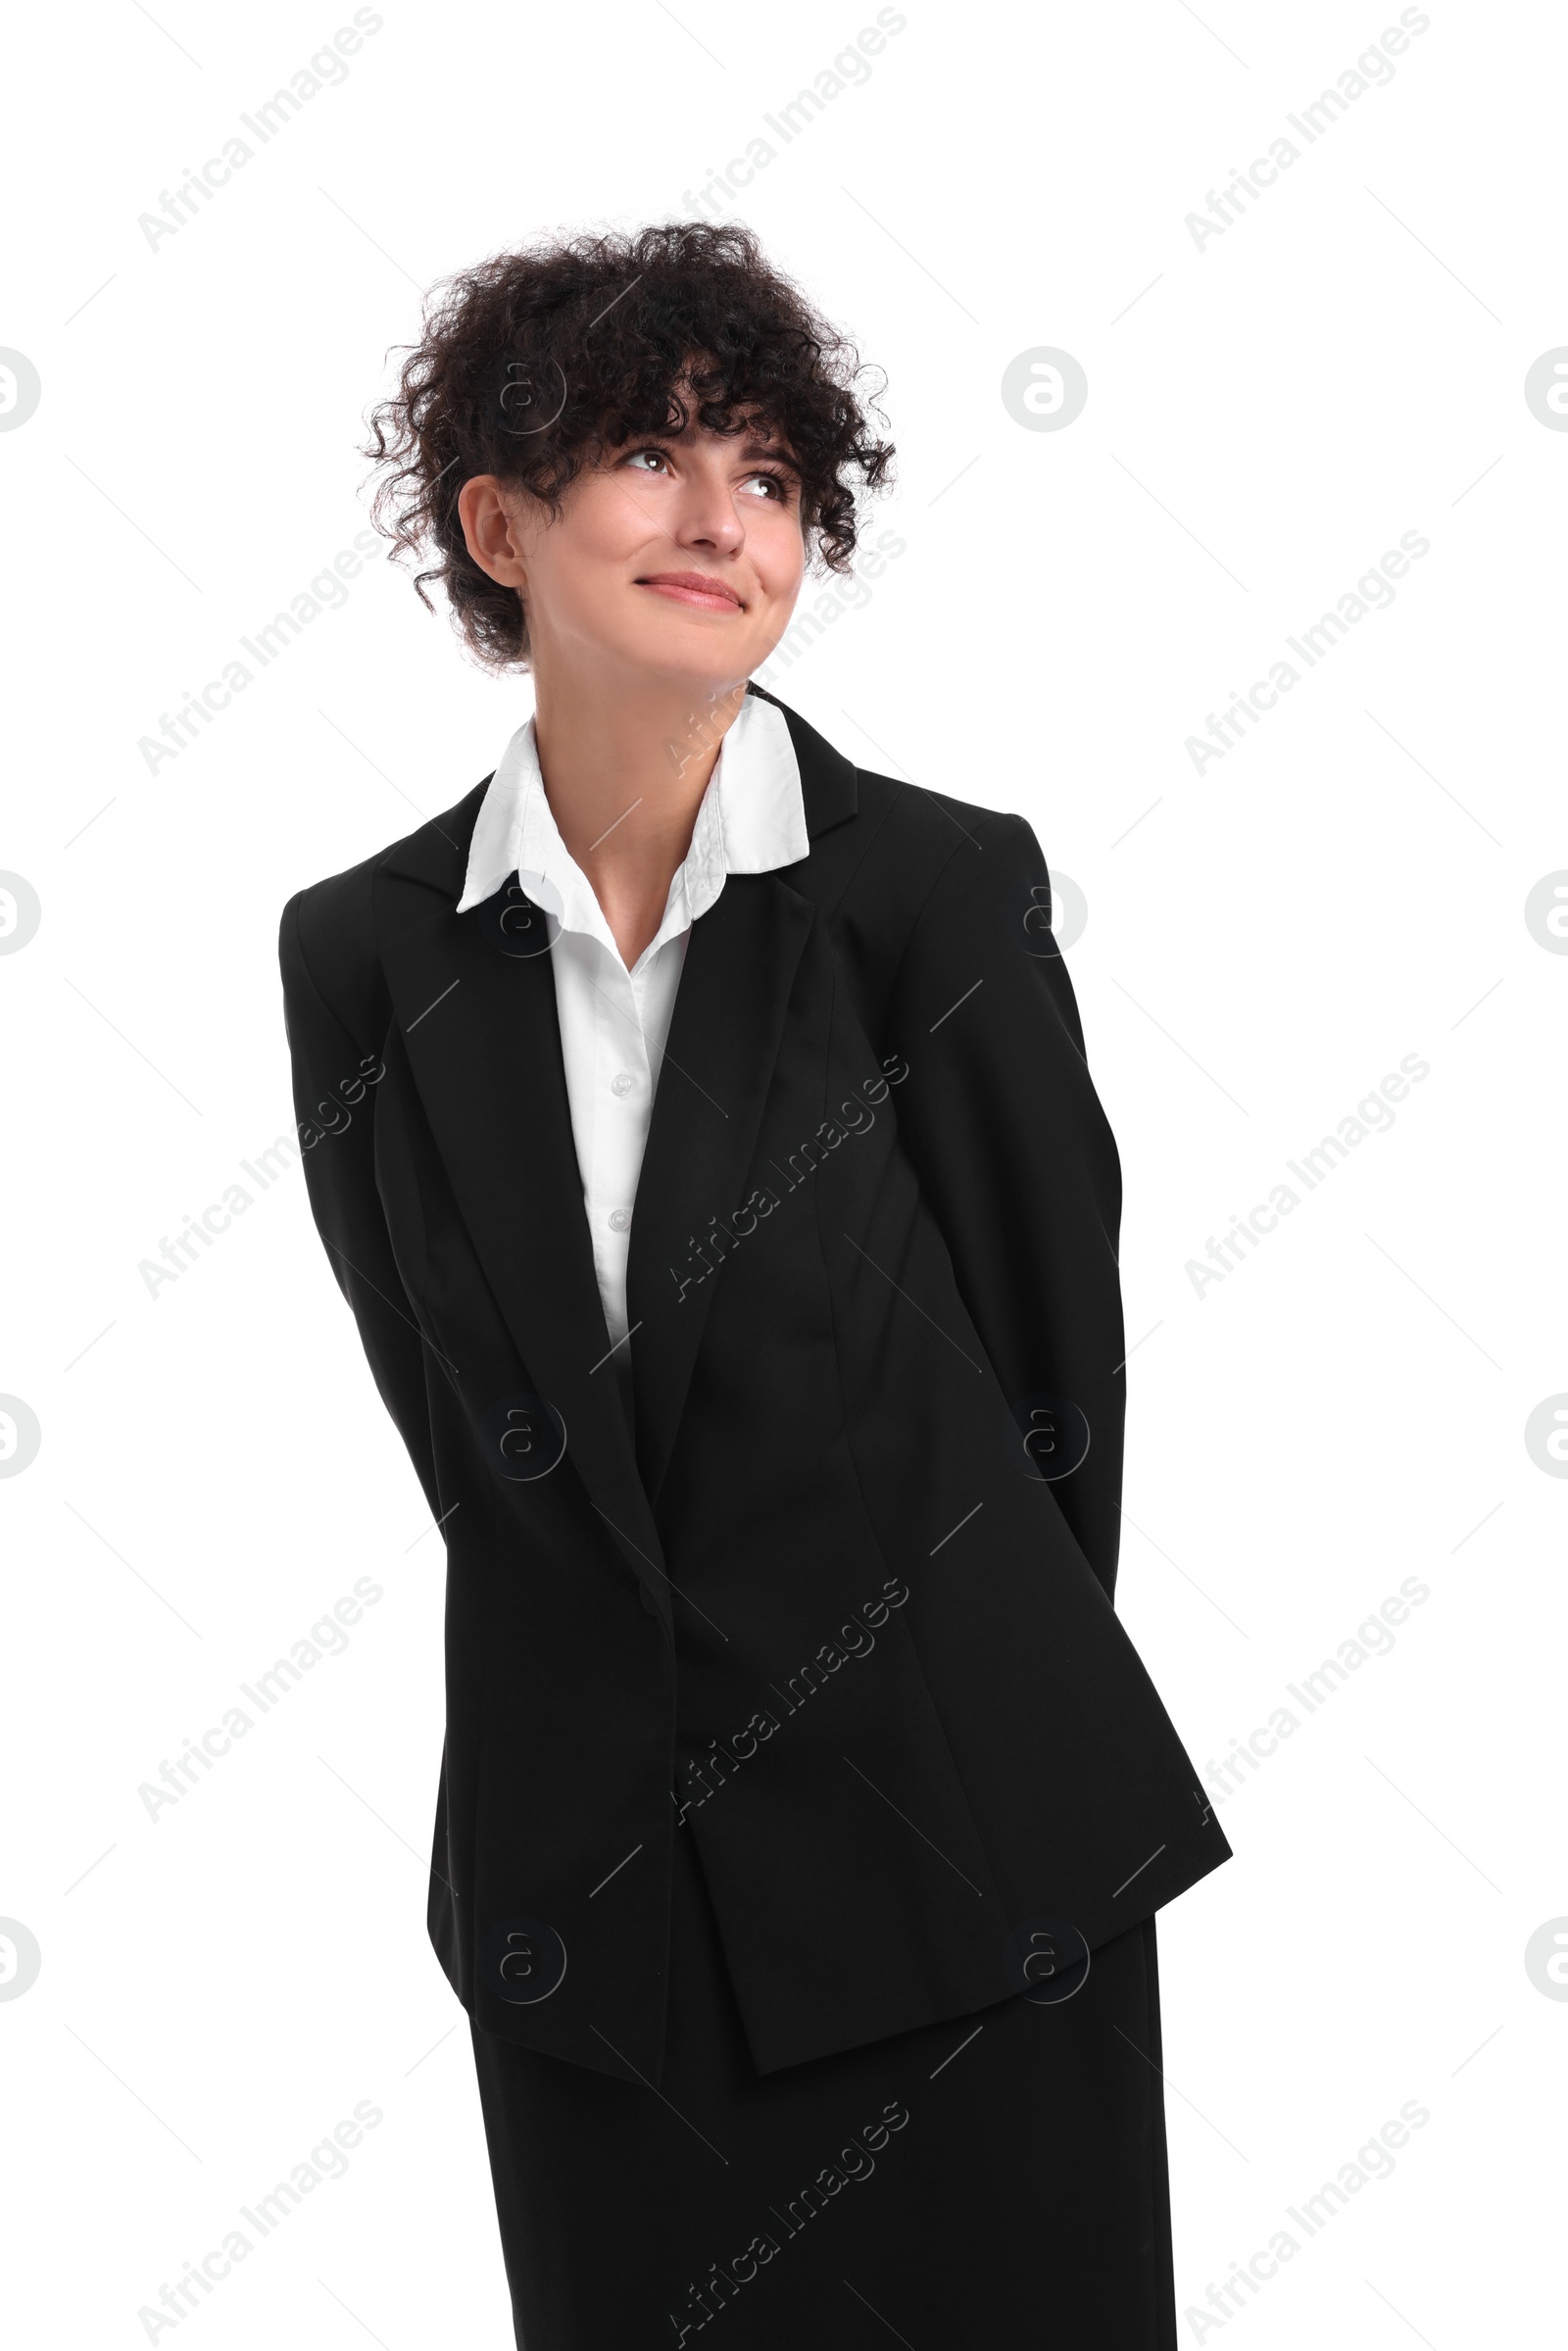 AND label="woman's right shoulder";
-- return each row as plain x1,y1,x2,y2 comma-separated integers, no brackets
279,847,384,1036
277,775,489,1031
